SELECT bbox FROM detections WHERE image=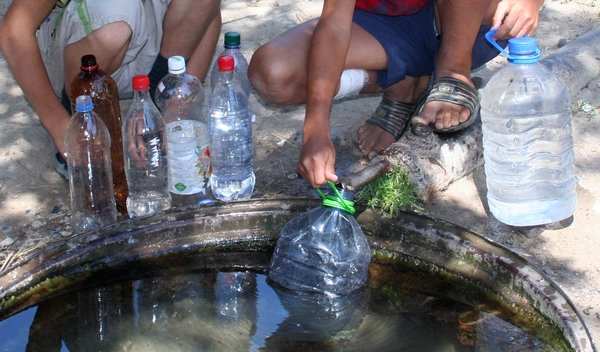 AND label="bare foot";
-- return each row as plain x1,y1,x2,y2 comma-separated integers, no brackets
357,122,397,160
411,75,477,131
